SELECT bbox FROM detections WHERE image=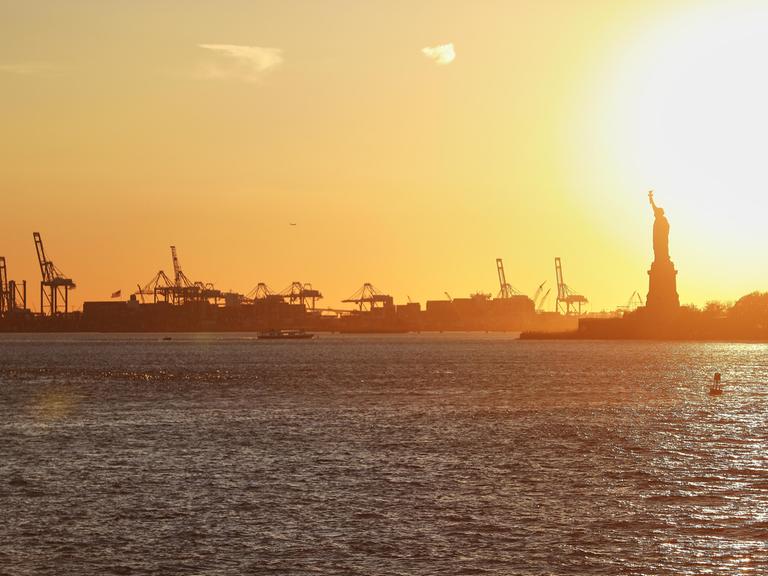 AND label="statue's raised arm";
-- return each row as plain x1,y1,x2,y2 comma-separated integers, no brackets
648,190,670,262
648,190,658,212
